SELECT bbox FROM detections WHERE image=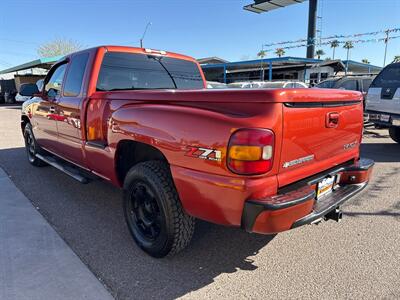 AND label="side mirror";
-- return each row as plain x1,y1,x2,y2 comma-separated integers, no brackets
47,88,59,100
19,83,39,97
